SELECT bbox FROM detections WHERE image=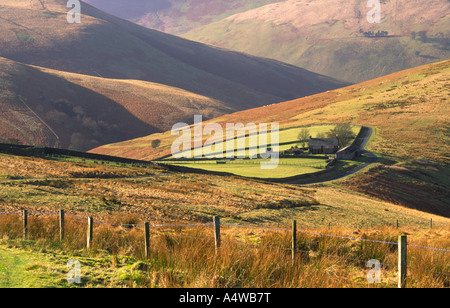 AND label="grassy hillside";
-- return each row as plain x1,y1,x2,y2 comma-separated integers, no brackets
1,0,448,289
0,149,449,288
0,152,447,229
0,57,232,150
1,220,449,288
93,60,450,163
84,0,283,35
0,0,348,113
183,0,450,83
92,60,450,217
